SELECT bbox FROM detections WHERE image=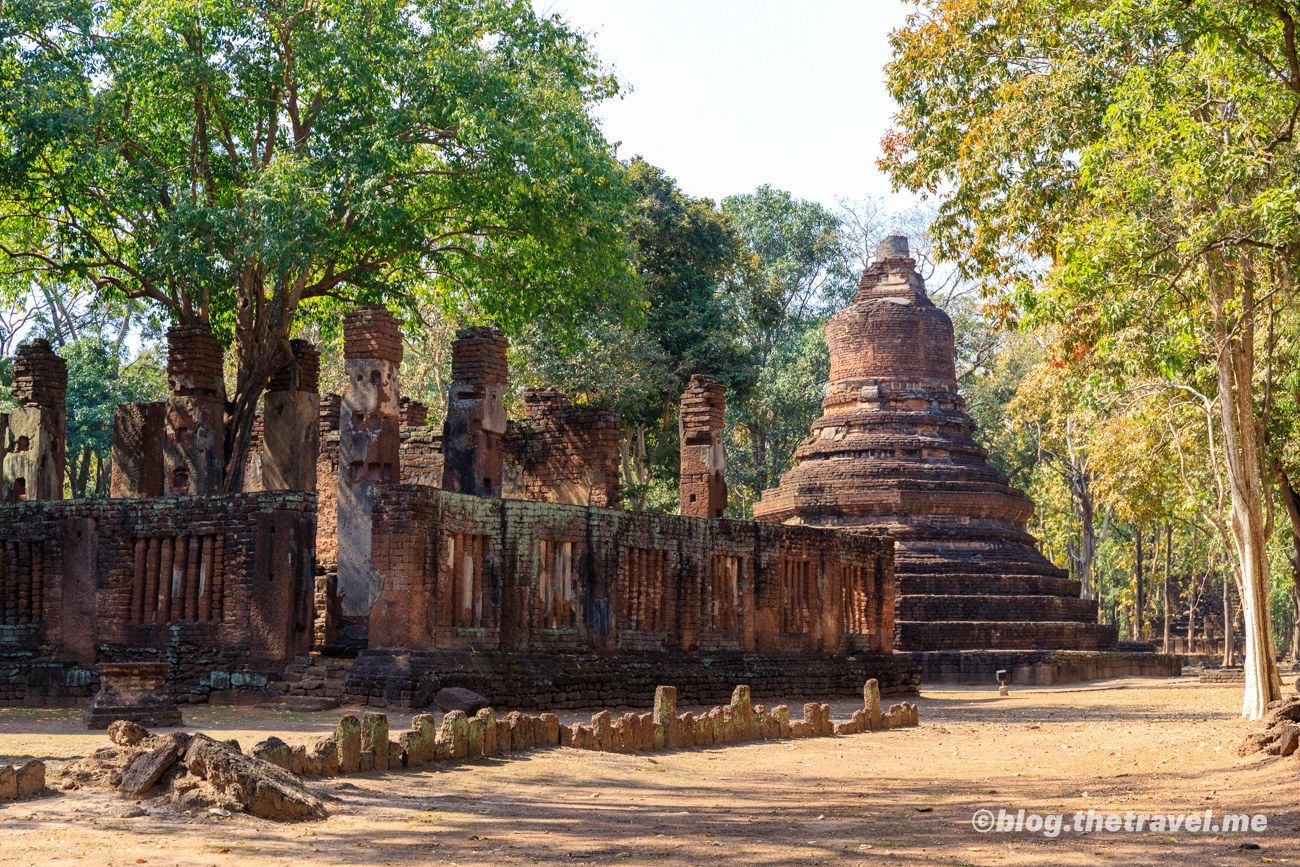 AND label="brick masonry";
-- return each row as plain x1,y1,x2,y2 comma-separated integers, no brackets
908,649,1182,685
0,492,316,705
679,375,728,519
362,486,897,666
346,649,920,711
753,237,1114,652
503,389,622,509
3,339,67,502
